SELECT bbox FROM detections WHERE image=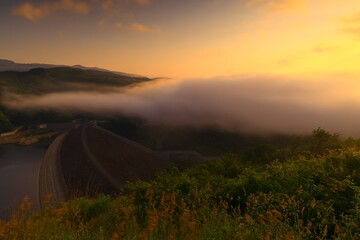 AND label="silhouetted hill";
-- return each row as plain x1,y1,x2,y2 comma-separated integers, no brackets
0,59,60,72
0,59,144,78
0,67,151,94
0,64,152,130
